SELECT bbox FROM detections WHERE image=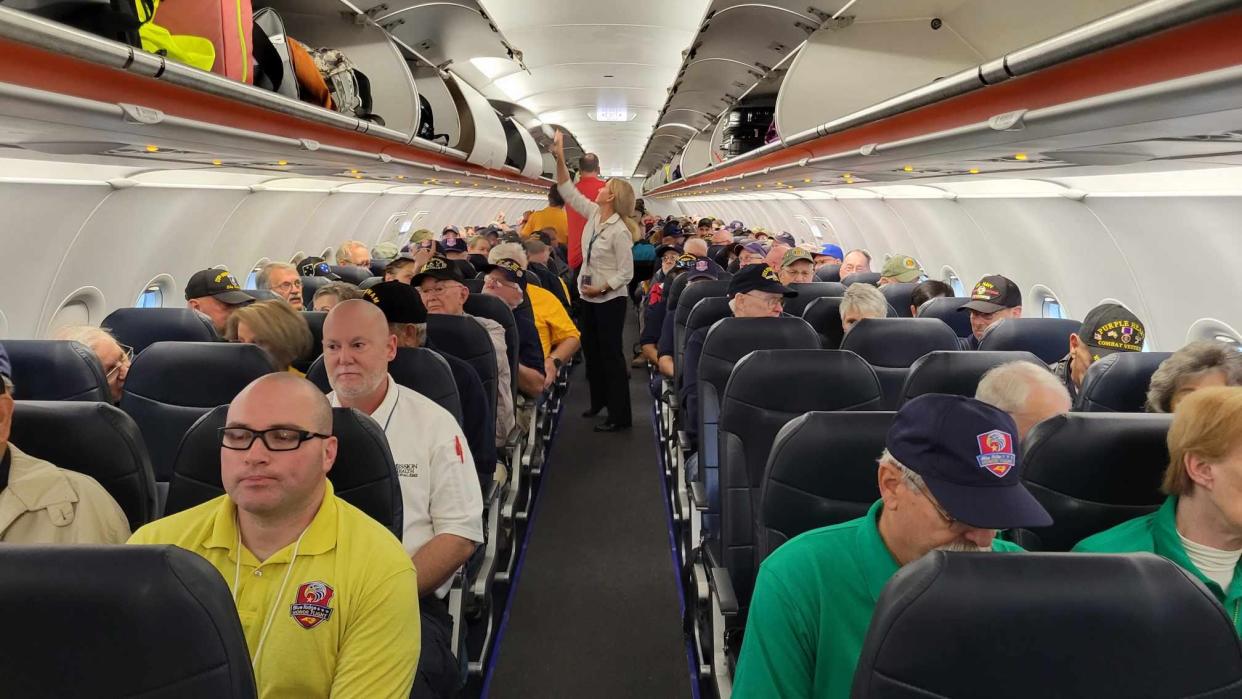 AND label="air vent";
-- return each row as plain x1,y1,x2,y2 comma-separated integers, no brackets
1178,131,1242,142
769,41,787,52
